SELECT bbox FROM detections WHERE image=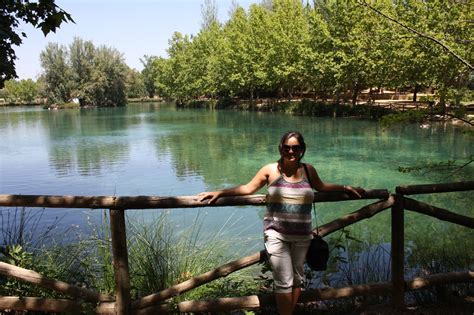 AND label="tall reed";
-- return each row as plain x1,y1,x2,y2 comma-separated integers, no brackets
81,209,261,303
0,207,261,309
